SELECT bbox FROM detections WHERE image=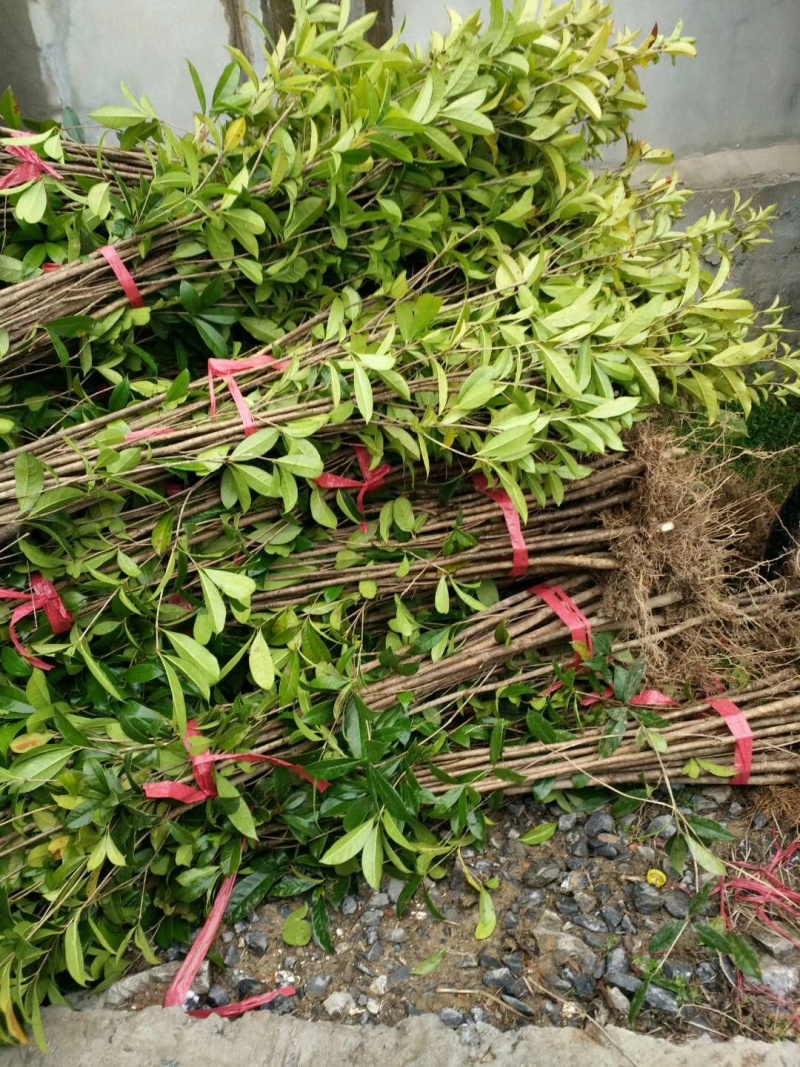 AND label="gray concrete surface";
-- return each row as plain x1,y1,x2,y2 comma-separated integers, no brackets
3,1007,799,1067
1,0,798,172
